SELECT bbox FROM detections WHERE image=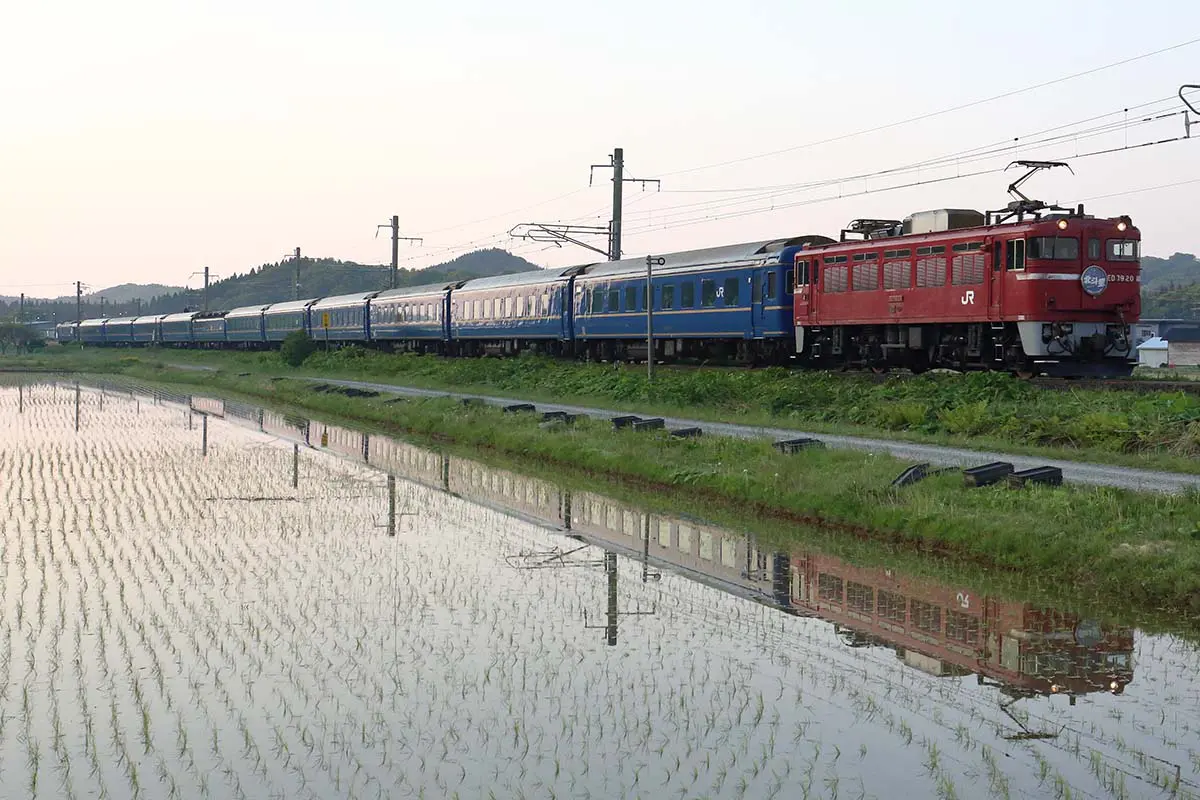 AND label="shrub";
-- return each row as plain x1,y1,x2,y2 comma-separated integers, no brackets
280,331,317,367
